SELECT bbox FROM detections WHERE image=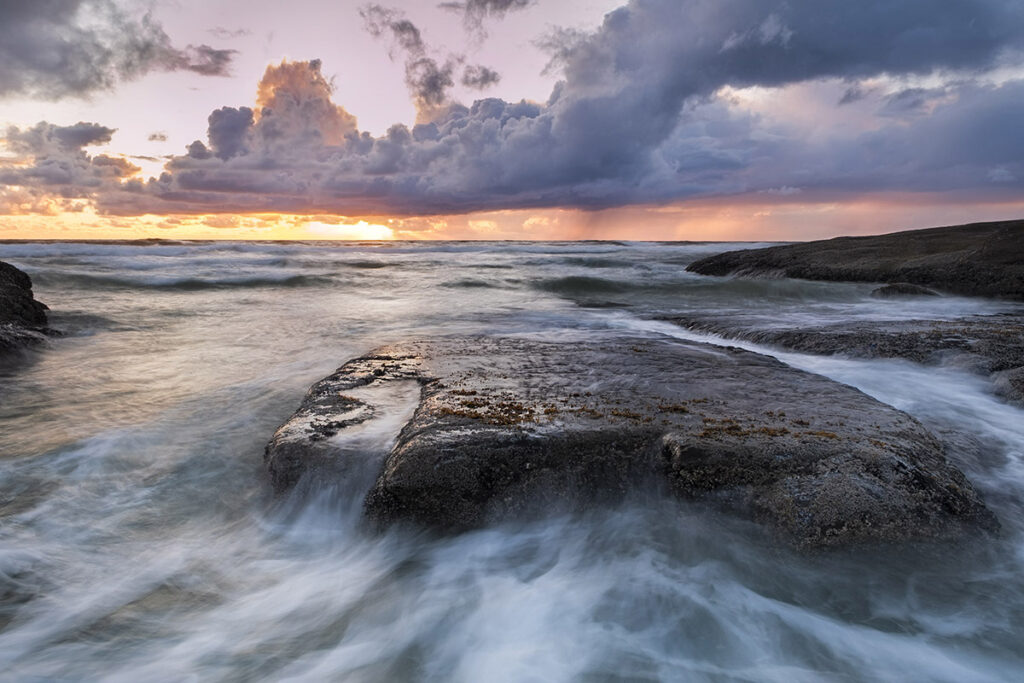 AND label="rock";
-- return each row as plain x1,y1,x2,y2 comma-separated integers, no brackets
871,283,939,298
663,314,1024,404
0,261,50,352
991,367,1024,407
266,336,997,548
686,219,1024,300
